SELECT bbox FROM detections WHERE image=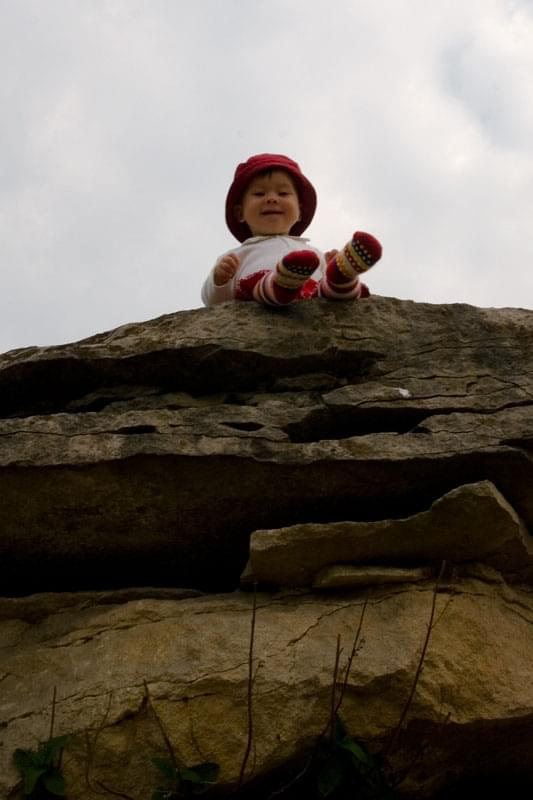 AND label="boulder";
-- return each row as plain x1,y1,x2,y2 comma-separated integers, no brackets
0,298,532,594
247,481,533,587
1,297,533,797
2,579,533,799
